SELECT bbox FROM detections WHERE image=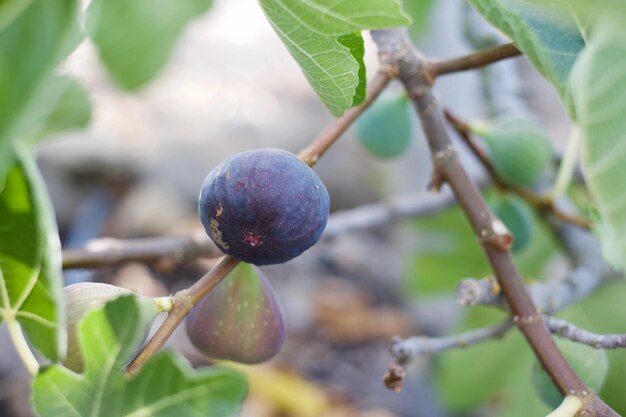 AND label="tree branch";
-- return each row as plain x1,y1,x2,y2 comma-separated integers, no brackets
370,28,617,416
427,43,521,78
443,109,592,230
390,319,513,364
546,316,626,350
